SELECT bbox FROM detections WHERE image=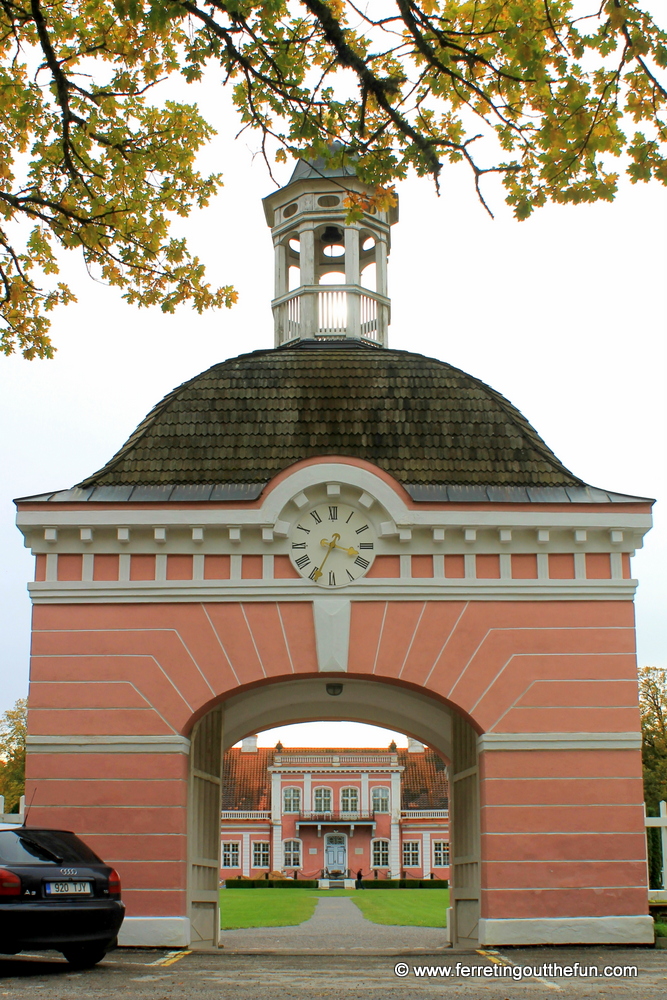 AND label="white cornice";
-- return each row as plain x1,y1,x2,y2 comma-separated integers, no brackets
26,734,191,754
16,506,652,531
478,732,641,752
26,577,638,603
